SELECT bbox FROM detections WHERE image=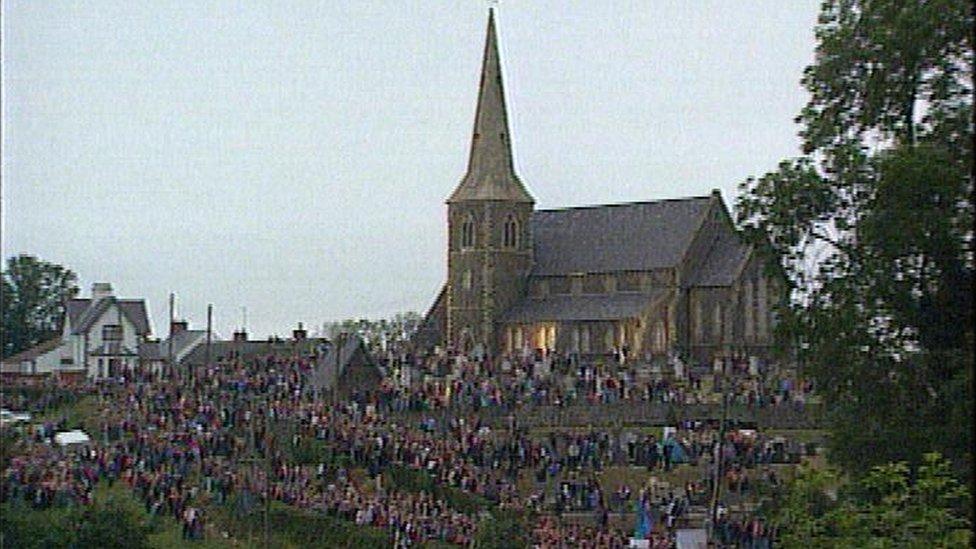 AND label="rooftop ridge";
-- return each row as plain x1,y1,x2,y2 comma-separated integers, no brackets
533,194,713,214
